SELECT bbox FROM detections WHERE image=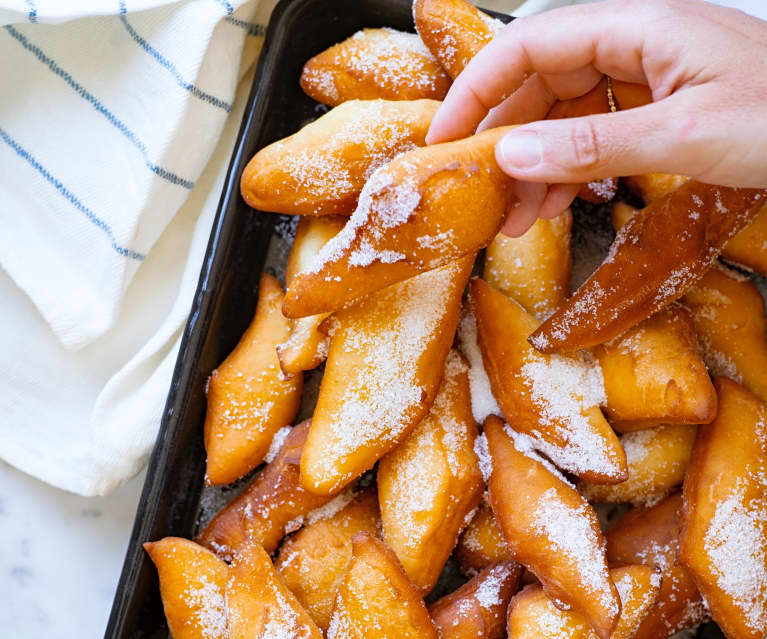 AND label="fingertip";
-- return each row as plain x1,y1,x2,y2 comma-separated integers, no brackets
539,183,580,219
501,180,546,237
